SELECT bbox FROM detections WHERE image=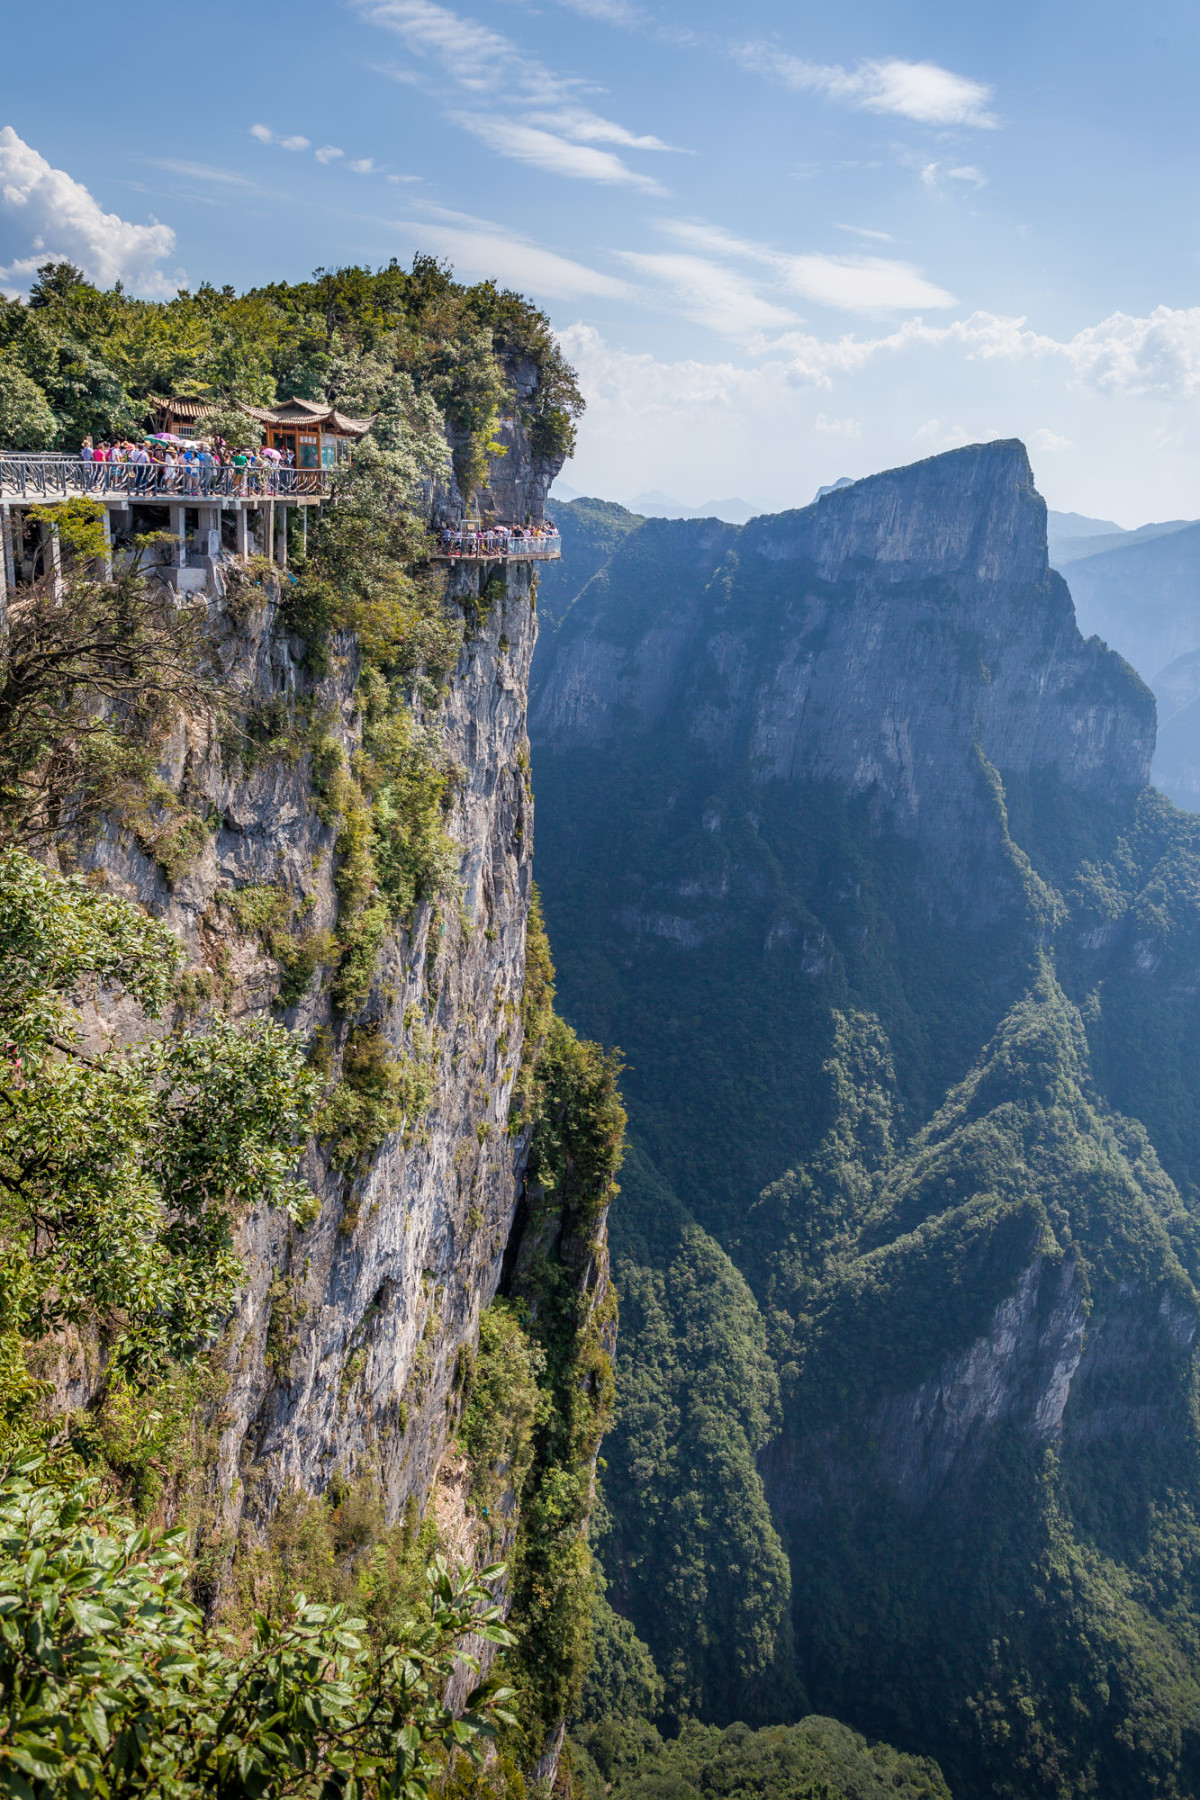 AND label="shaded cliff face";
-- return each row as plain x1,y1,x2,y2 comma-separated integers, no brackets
530,444,1155,1239
80,566,542,1533
534,443,1152,924
529,440,1200,1794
